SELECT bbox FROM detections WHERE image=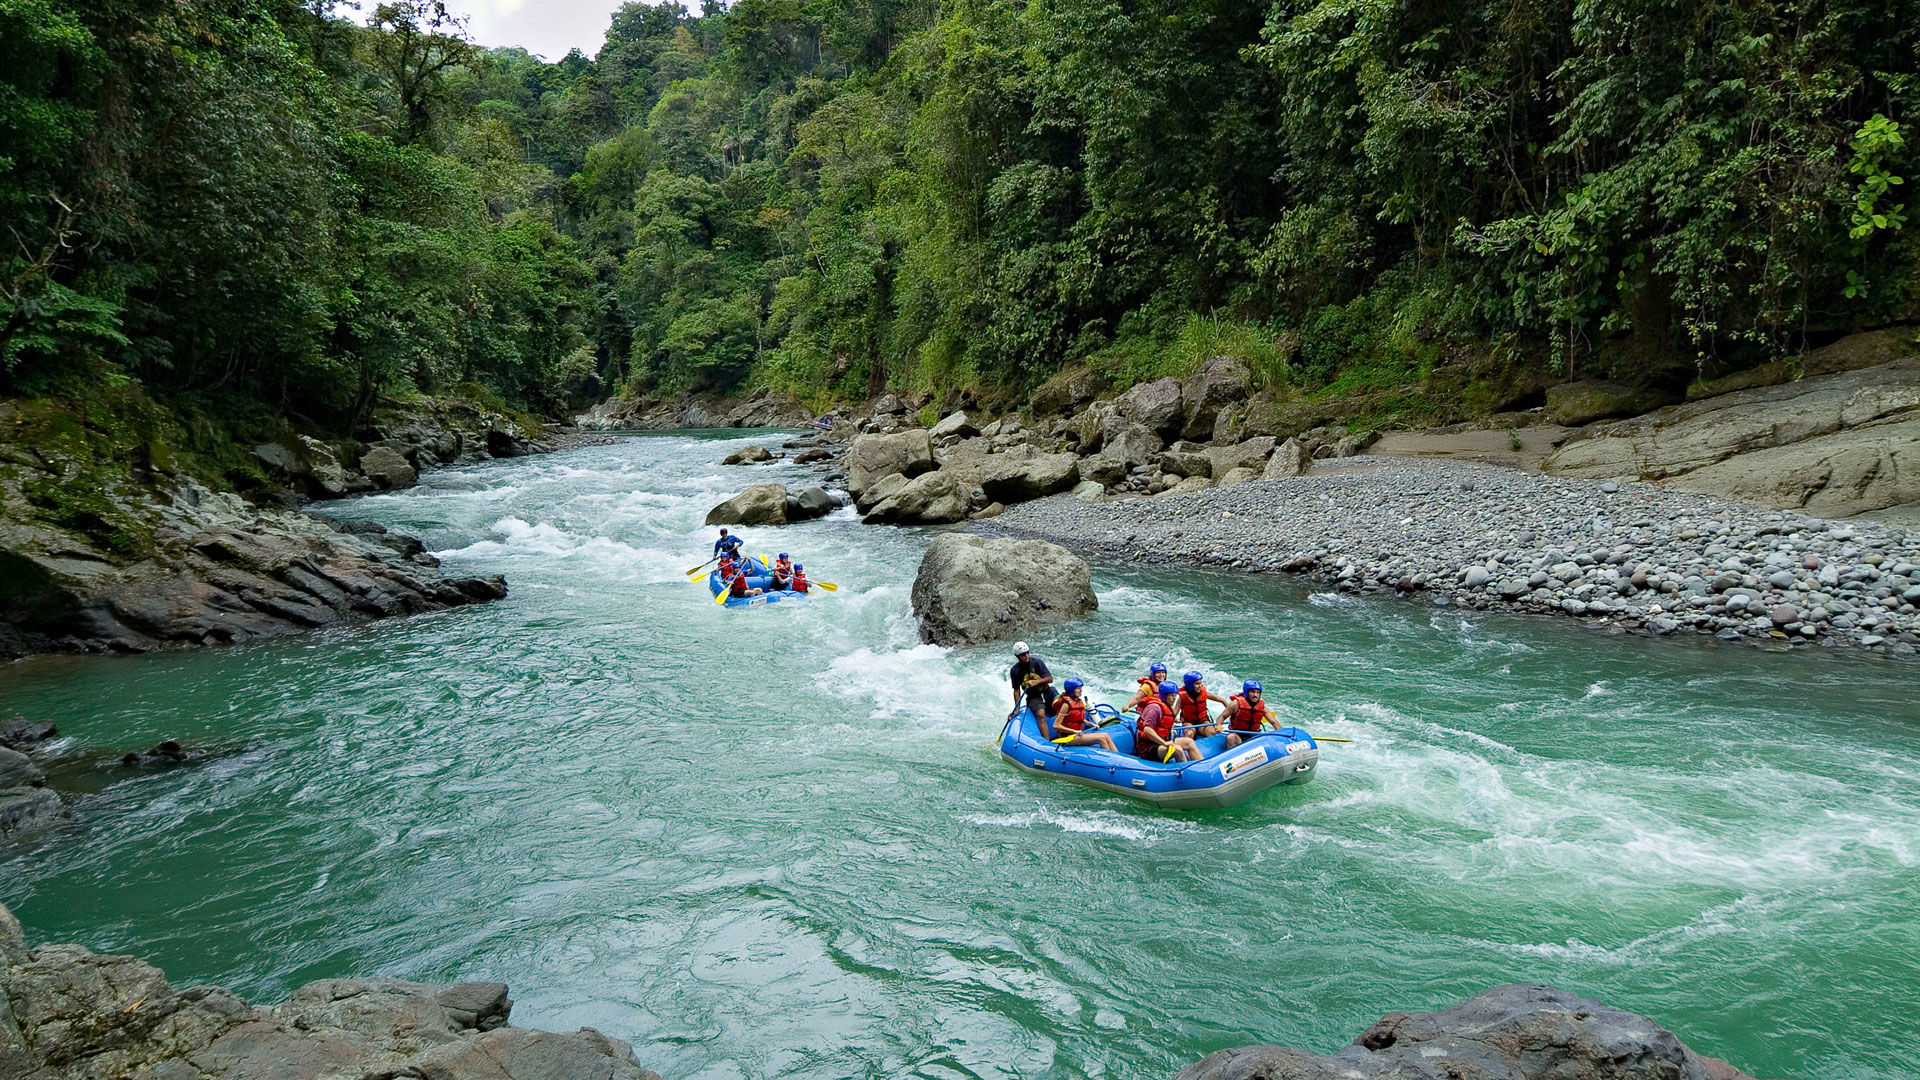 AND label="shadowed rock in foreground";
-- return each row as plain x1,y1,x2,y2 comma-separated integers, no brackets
1177,984,1758,1080
0,902,659,1080
911,533,1096,646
